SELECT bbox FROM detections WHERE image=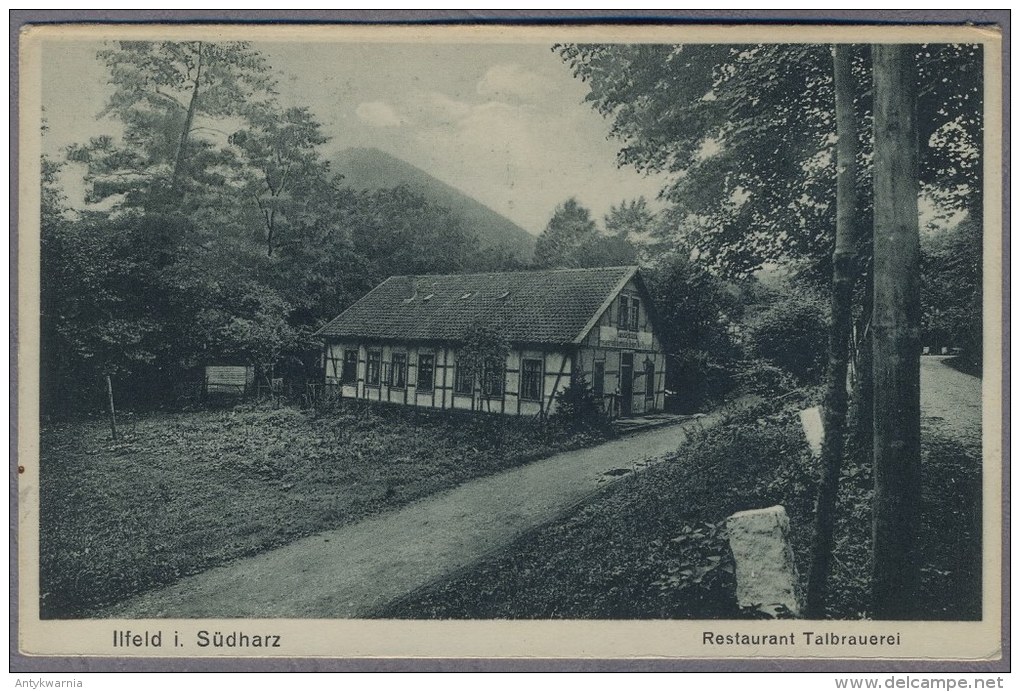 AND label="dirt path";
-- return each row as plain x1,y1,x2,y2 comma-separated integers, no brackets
105,398,754,618
920,356,982,452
